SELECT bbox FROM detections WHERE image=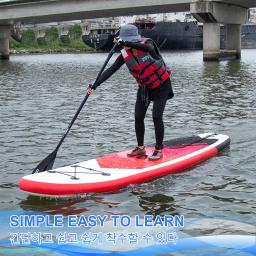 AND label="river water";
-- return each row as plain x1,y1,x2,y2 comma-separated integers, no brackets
0,50,256,254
